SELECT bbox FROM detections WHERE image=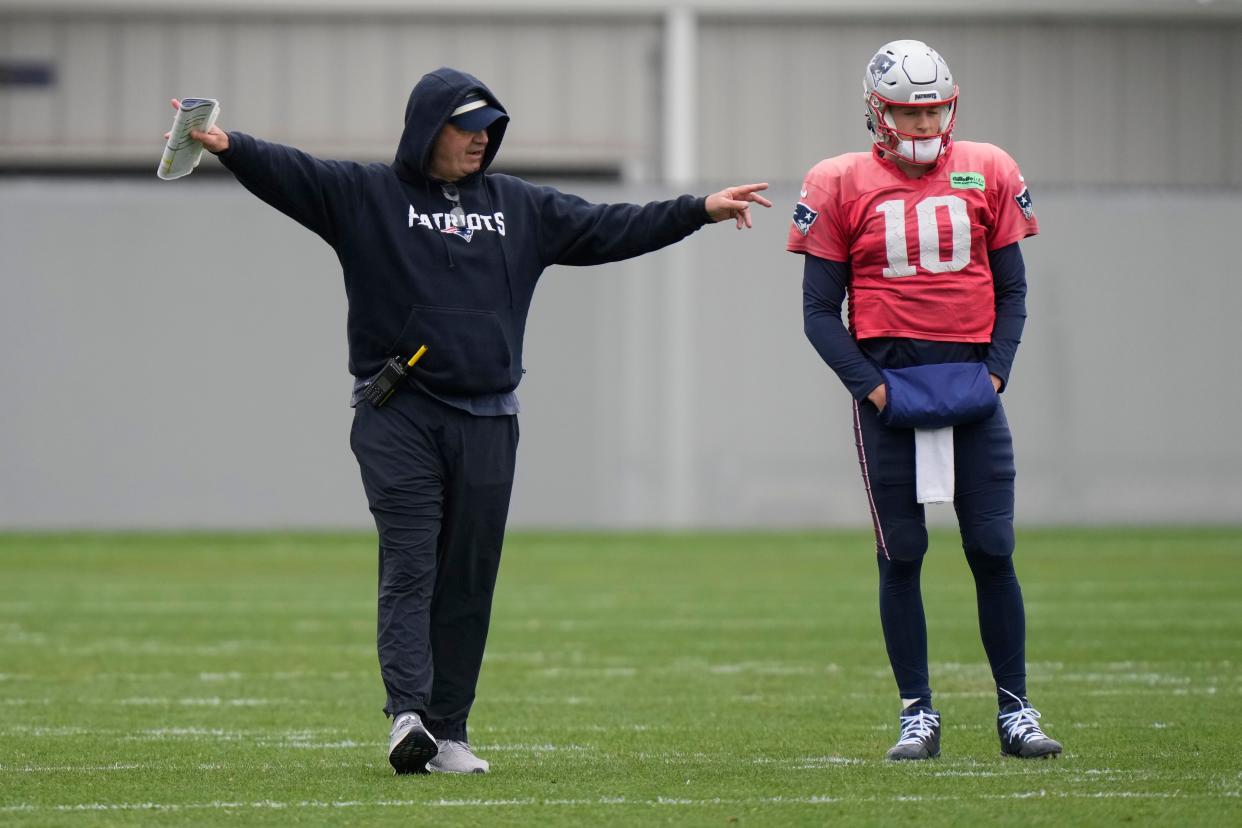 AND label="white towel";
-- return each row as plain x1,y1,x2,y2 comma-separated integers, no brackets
915,427,954,504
